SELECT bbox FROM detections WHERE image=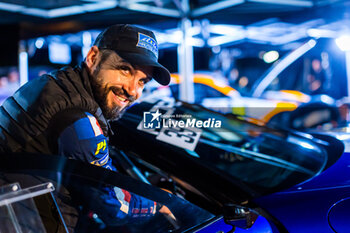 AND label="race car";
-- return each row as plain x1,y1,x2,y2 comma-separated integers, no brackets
107,96,349,232
150,73,341,130
0,96,348,232
155,72,301,122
